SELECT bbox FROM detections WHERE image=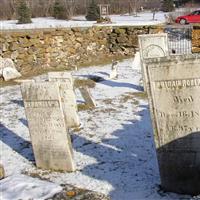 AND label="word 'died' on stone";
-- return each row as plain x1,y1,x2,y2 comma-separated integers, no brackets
20,82,75,172
138,33,169,91
146,54,200,195
48,72,80,128
79,86,96,108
